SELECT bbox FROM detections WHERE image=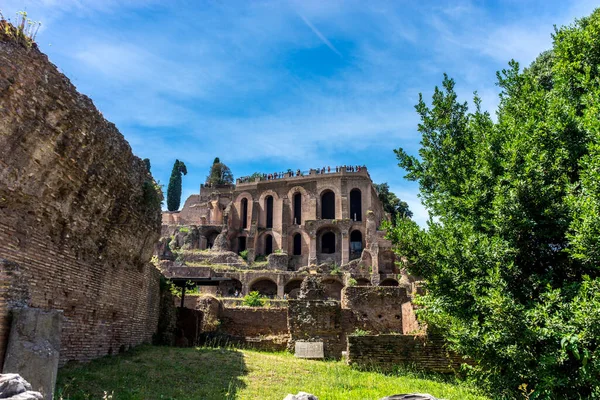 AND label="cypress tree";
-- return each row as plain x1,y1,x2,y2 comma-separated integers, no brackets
143,158,151,172
166,159,187,211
